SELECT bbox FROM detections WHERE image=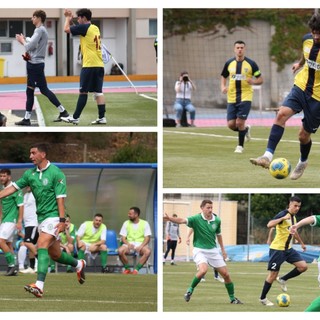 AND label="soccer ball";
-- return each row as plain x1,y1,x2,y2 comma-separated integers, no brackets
277,293,290,307
269,158,291,179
